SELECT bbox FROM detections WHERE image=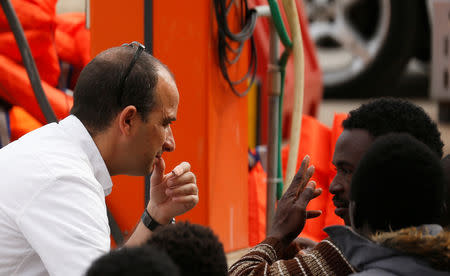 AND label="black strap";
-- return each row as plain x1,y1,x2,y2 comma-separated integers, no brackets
107,207,124,246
